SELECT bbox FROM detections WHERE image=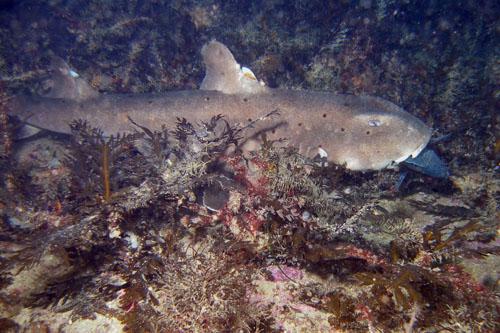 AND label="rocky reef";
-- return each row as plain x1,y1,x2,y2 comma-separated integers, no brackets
0,0,498,332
